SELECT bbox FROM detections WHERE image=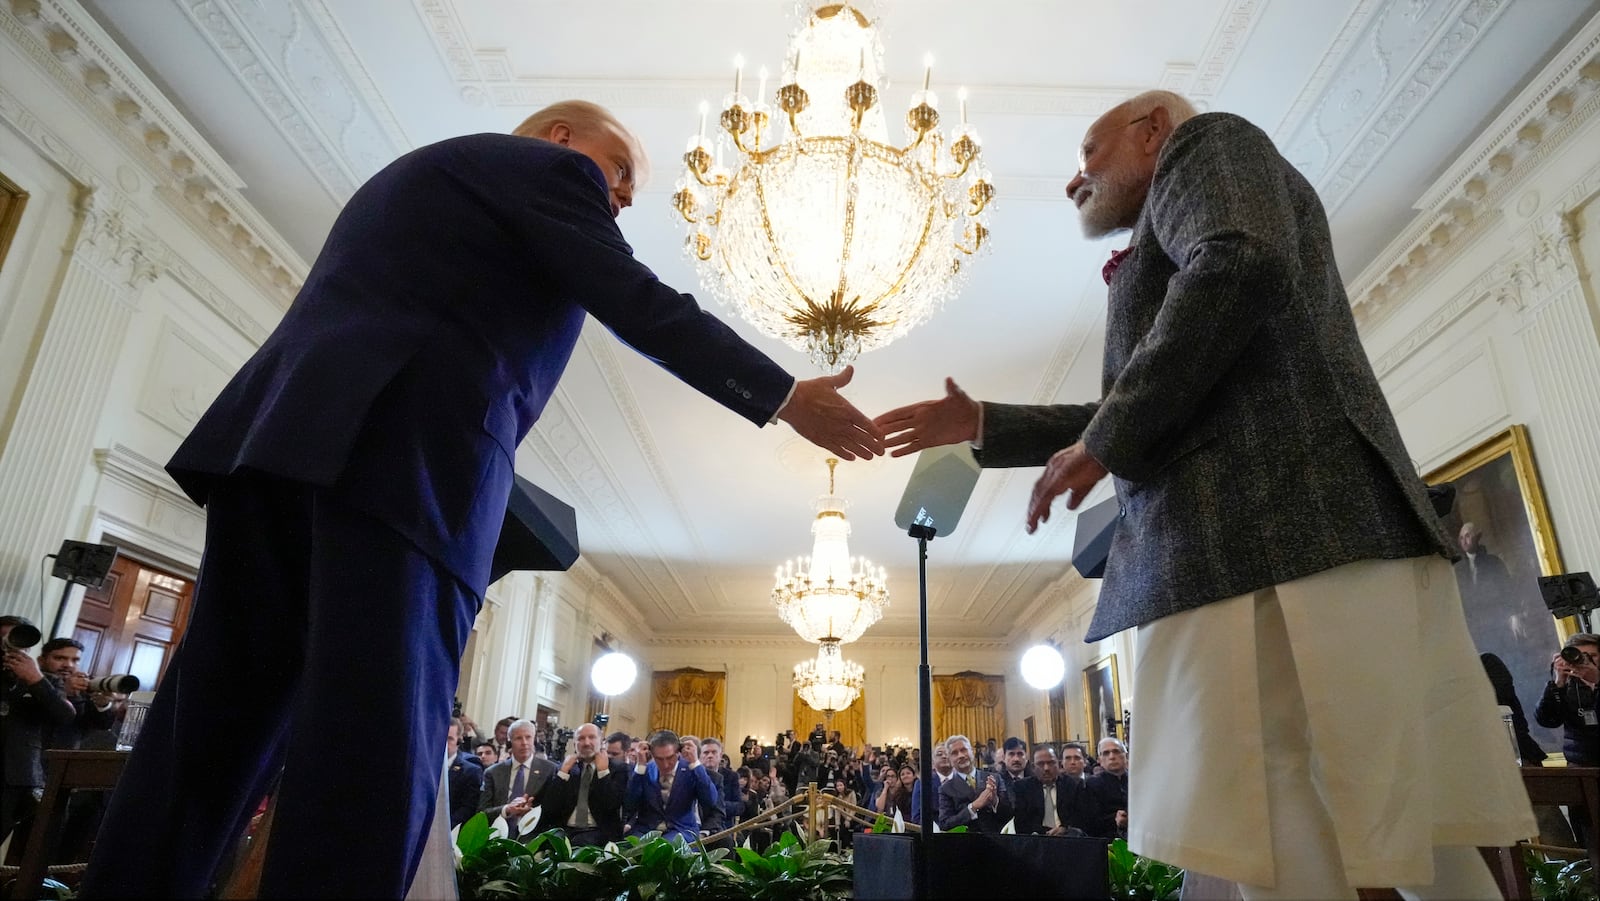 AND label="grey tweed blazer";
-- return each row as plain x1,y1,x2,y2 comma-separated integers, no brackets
975,112,1452,642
